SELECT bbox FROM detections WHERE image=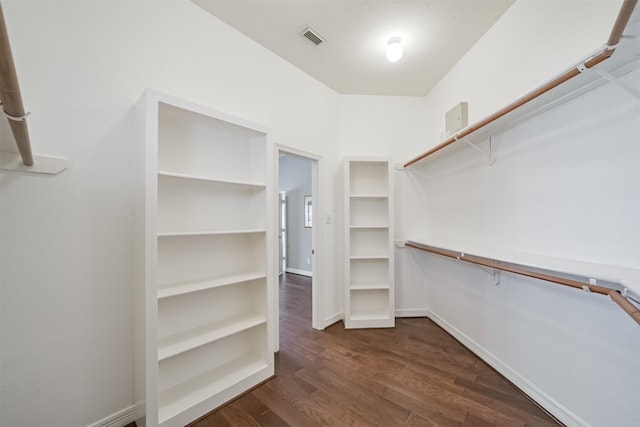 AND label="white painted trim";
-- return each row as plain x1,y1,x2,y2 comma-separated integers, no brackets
426,309,586,427
395,308,429,317
324,311,343,327
274,144,322,163
285,267,313,277
88,401,145,427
